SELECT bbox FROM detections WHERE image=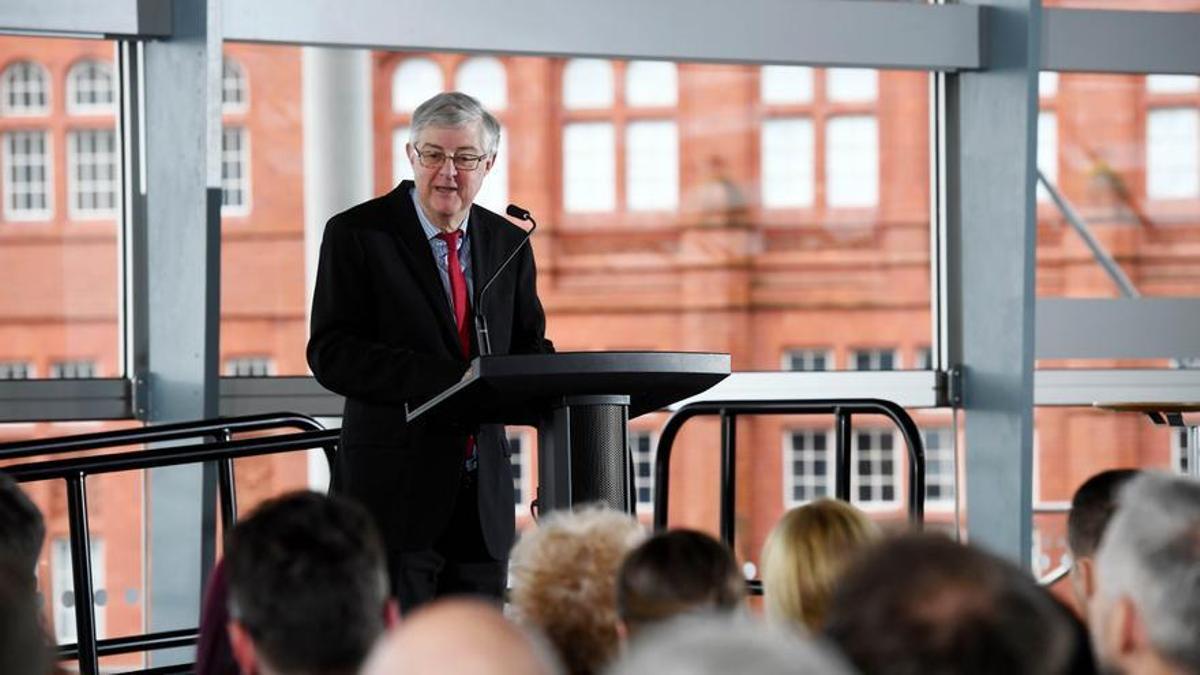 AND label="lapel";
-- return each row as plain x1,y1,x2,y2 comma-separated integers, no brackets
388,181,462,356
